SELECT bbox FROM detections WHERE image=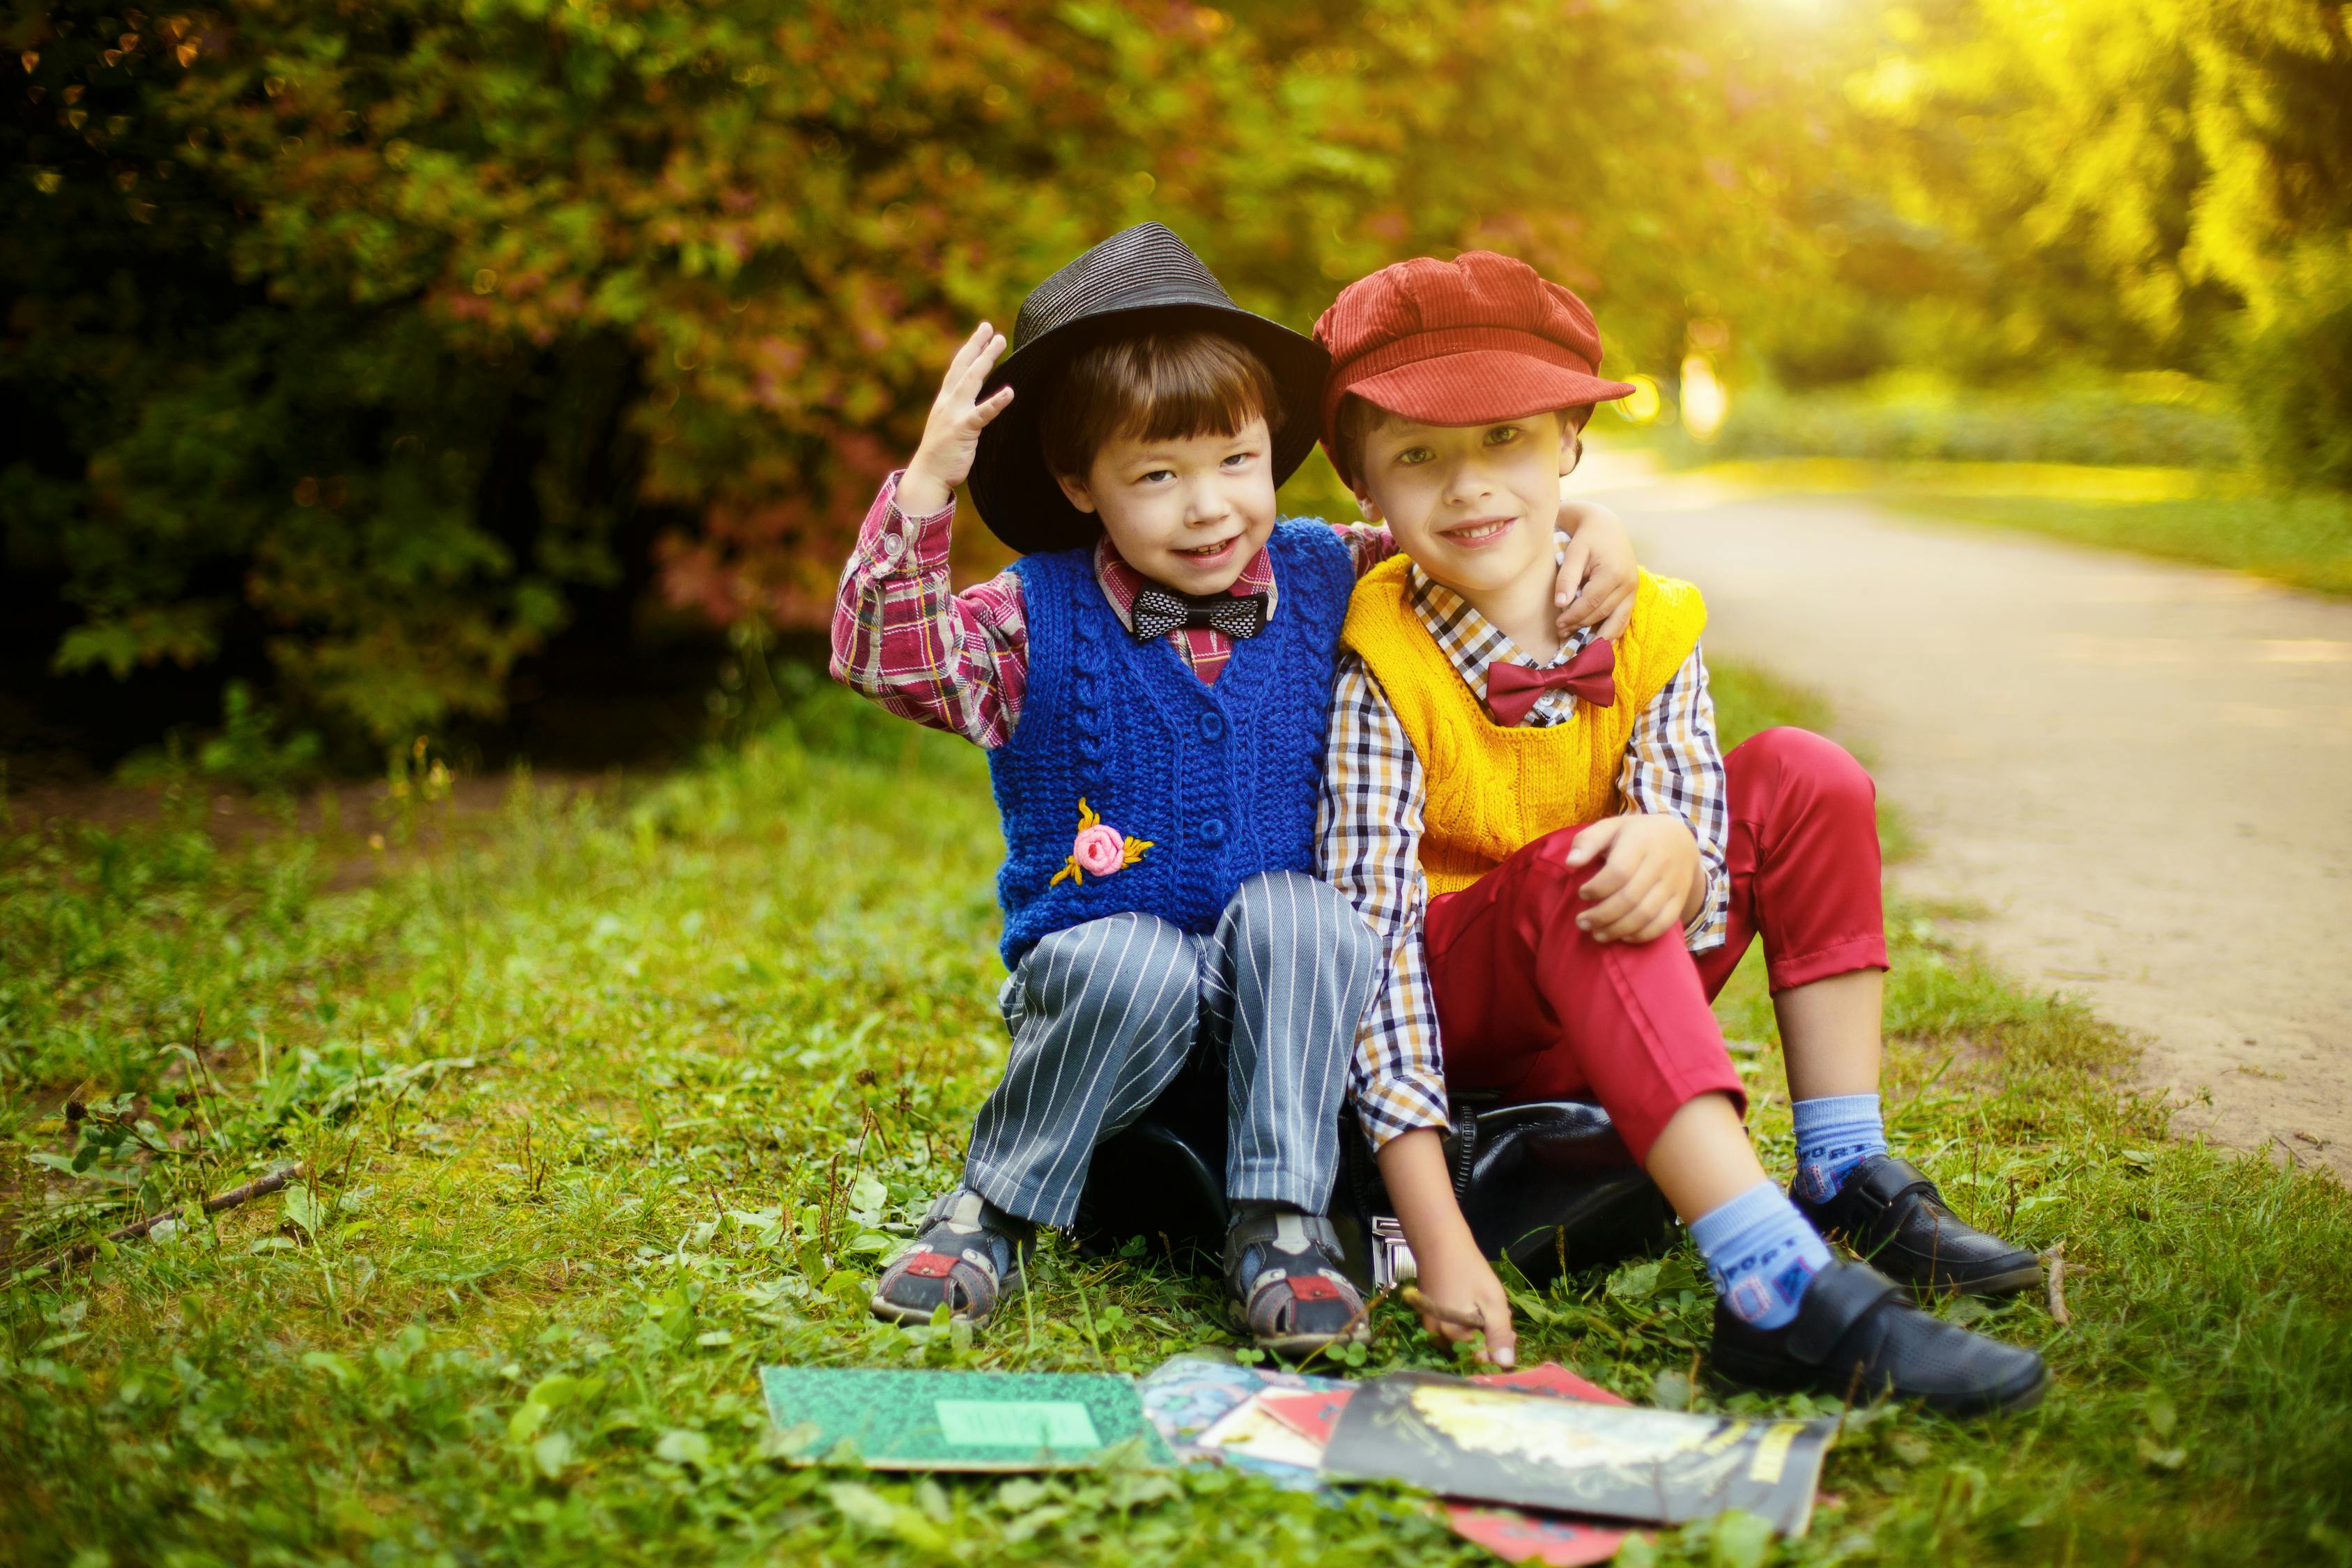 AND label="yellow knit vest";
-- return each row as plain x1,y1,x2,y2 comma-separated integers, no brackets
1342,562,1709,896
